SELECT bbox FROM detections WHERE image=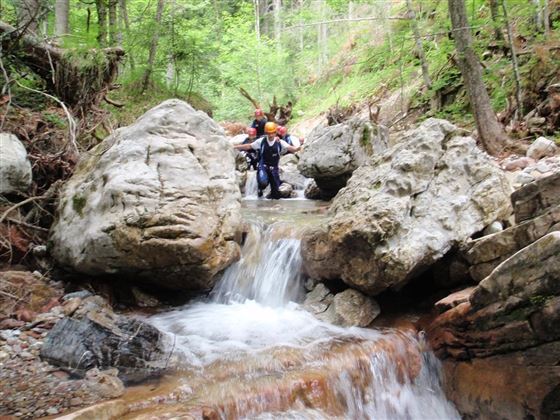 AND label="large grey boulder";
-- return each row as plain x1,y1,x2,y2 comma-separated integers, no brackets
49,100,242,290
0,132,32,194
302,119,512,295
297,117,388,198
